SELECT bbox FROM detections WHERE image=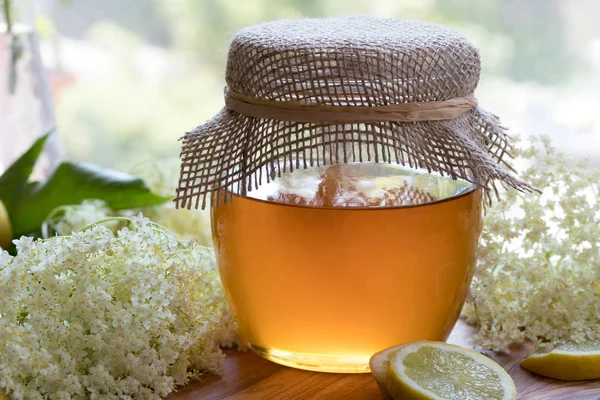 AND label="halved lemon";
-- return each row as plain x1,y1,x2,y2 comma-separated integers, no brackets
387,341,516,400
0,199,12,250
370,344,407,399
520,341,600,381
